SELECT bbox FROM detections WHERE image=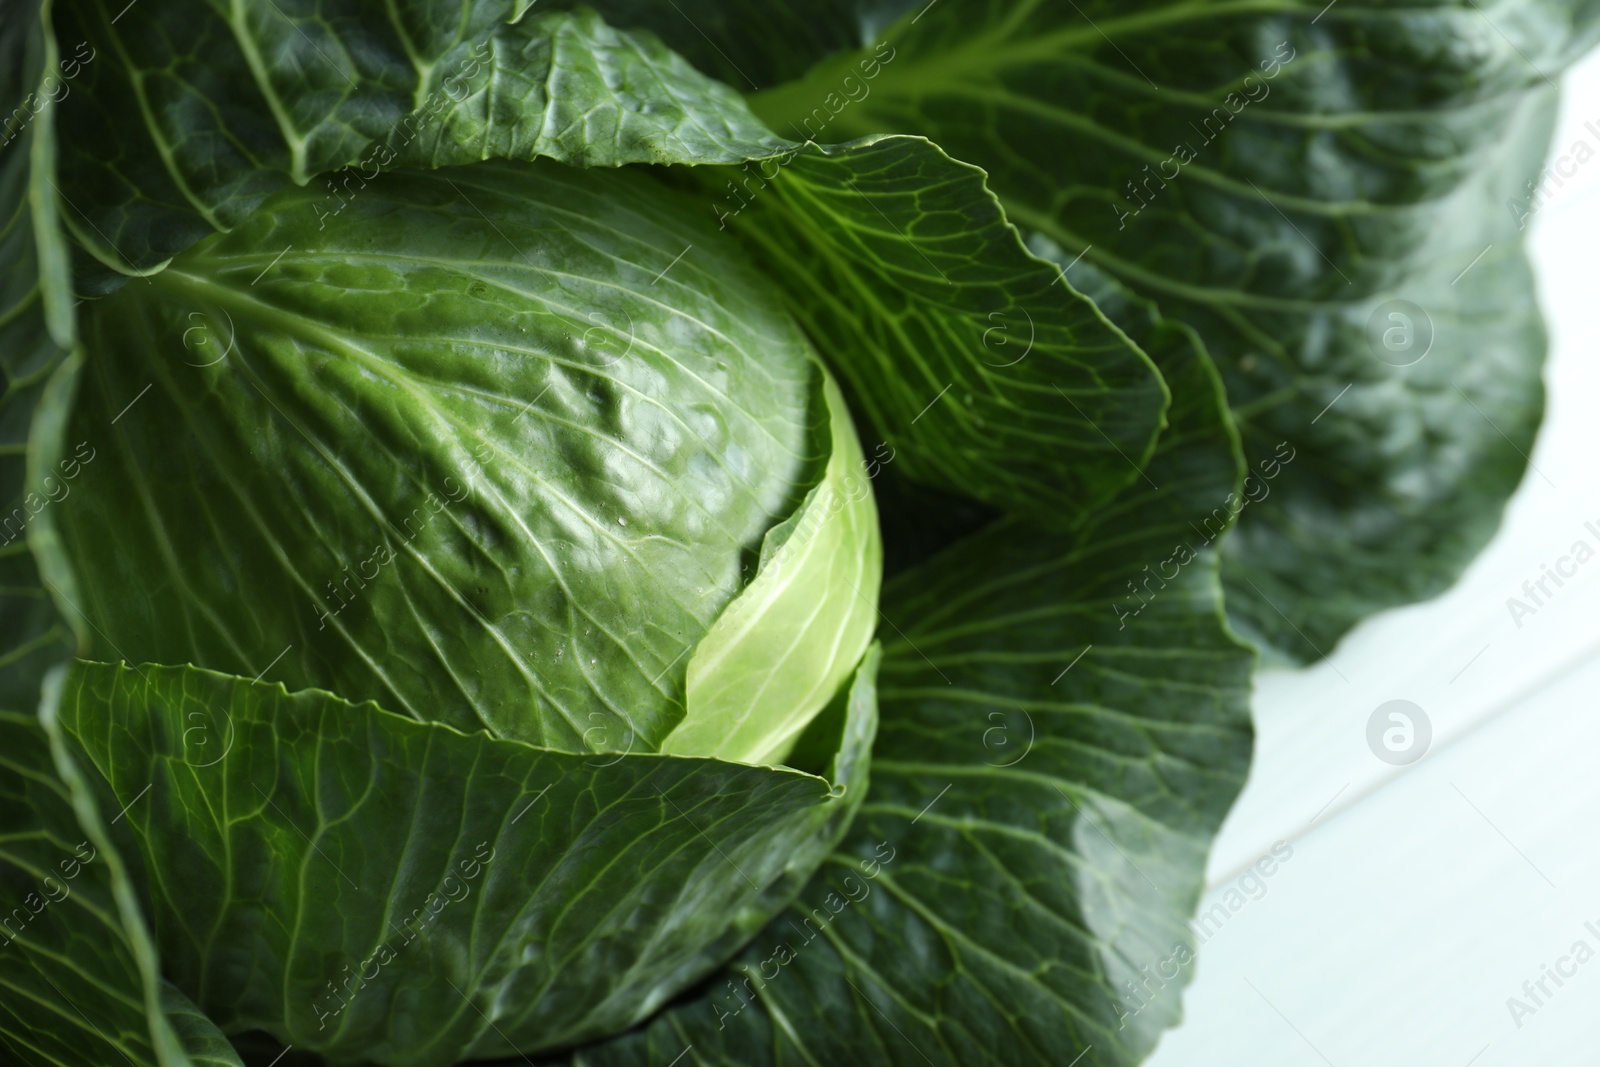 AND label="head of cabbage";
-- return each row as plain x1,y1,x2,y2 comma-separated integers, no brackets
51,159,882,1064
